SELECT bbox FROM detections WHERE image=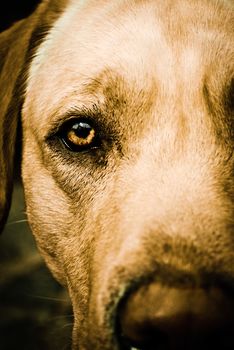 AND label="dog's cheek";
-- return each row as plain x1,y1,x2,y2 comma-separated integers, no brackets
22,153,73,285
21,142,101,317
